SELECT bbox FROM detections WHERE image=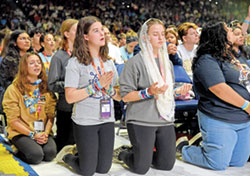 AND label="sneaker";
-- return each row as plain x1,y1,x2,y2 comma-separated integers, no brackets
55,144,77,163
189,132,202,146
113,145,132,164
176,136,189,156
